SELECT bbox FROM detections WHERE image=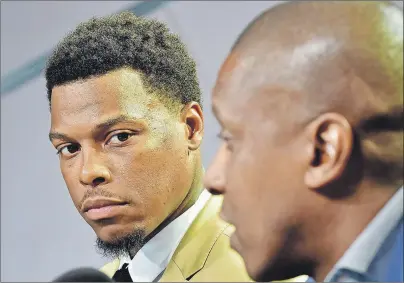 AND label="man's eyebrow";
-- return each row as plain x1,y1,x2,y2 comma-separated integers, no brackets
49,132,71,142
49,115,141,142
95,115,140,130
